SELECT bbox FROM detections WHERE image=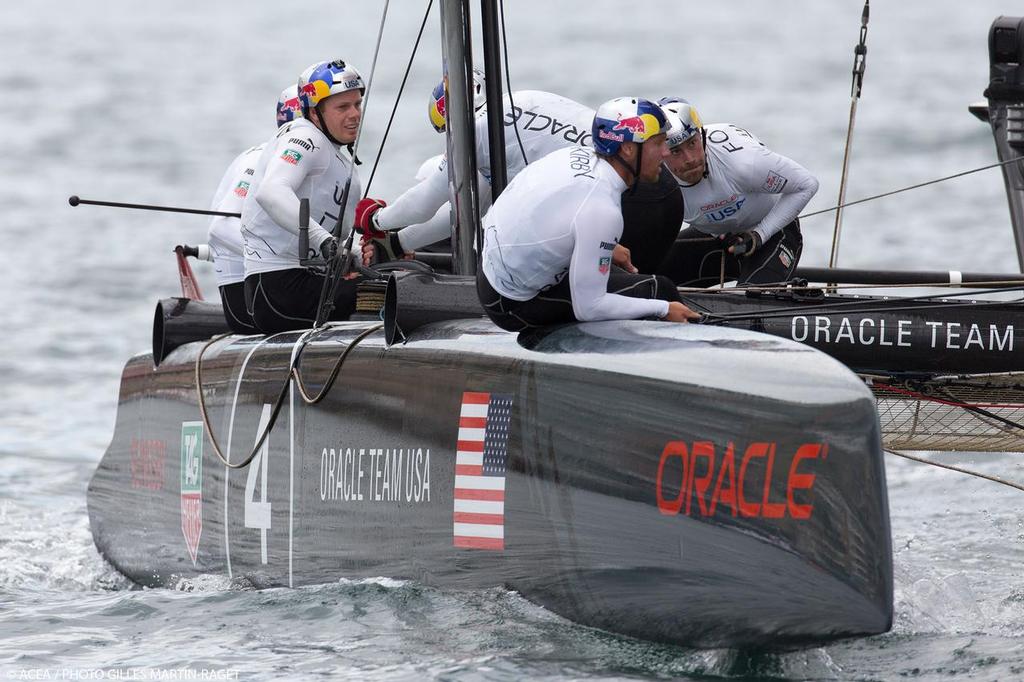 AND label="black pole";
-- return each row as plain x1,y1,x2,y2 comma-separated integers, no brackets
440,0,482,276
983,16,1024,271
68,195,239,218
795,266,1024,287
479,0,507,199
